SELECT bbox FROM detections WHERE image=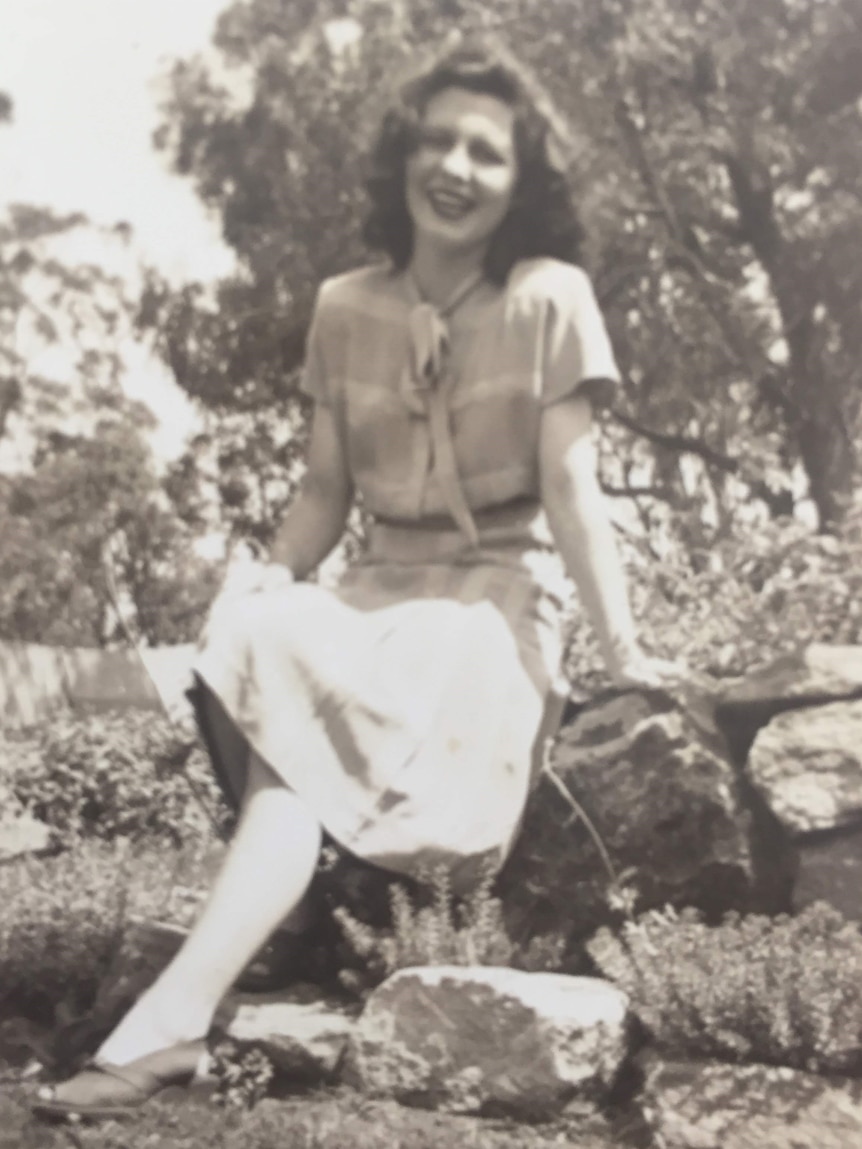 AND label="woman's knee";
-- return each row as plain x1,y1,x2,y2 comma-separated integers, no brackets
242,754,322,846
